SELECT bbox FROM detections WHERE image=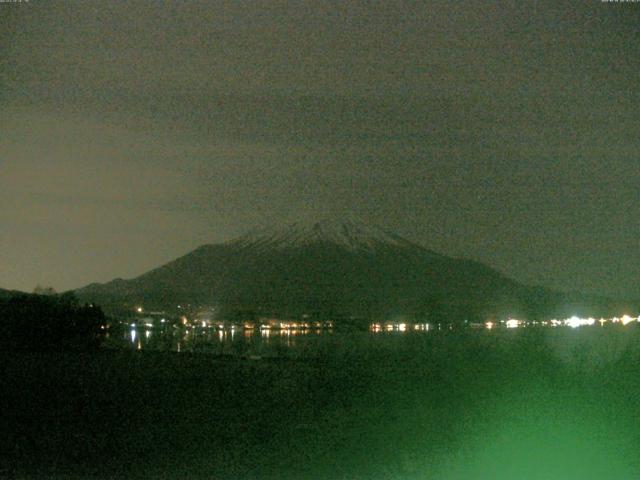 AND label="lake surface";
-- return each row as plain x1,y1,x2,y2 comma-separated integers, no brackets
111,319,479,355
111,313,640,357
109,321,639,366
116,324,339,356
6,323,640,479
